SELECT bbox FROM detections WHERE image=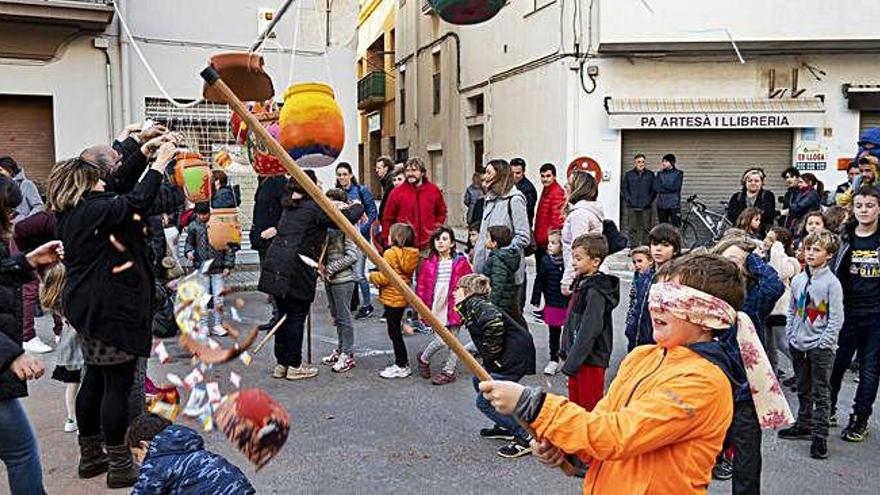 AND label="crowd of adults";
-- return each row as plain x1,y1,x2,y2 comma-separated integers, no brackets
620,150,851,244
